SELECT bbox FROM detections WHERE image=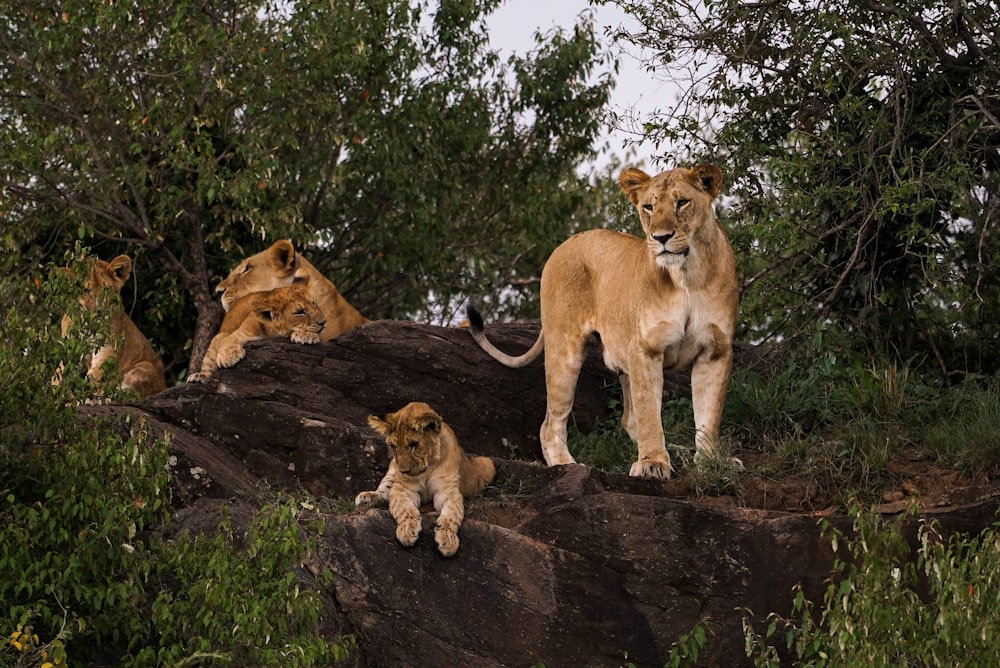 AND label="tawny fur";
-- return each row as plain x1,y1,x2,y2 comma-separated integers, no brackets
467,165,739,480
60,254,167,399
355,402,495,557
188,280,326,383
215,239,367,341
